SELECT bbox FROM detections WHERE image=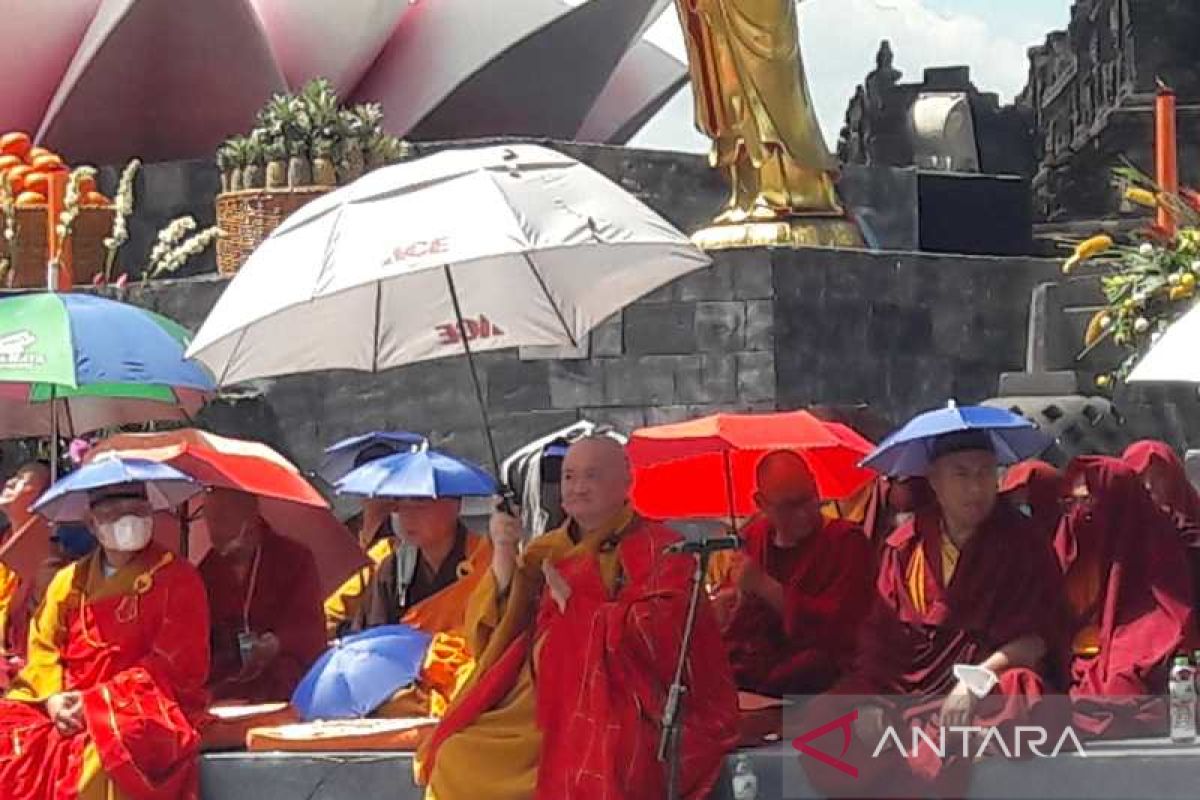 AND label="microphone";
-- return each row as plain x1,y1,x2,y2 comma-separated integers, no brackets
663,535,742,555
